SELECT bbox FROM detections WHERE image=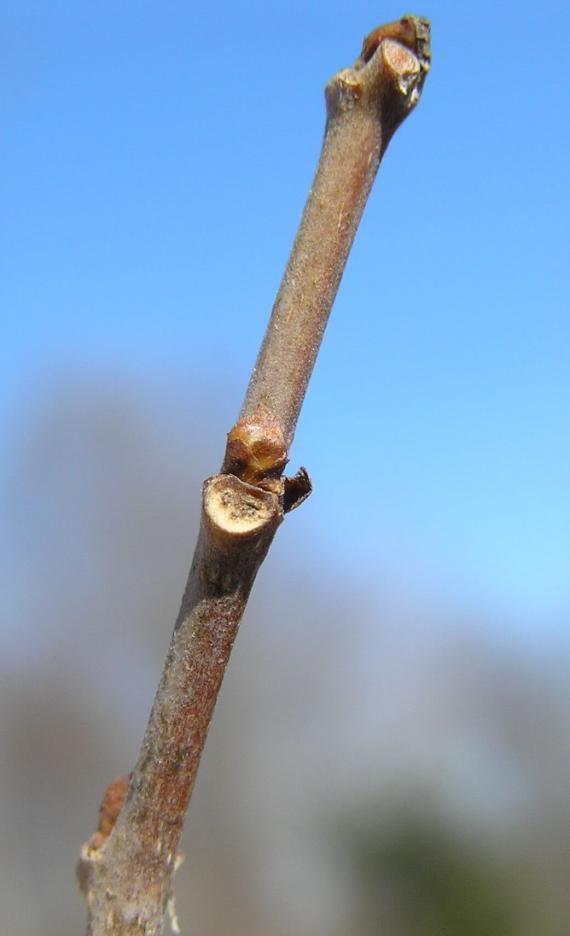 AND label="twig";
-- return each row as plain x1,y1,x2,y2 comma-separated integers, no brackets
78,15,431,935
